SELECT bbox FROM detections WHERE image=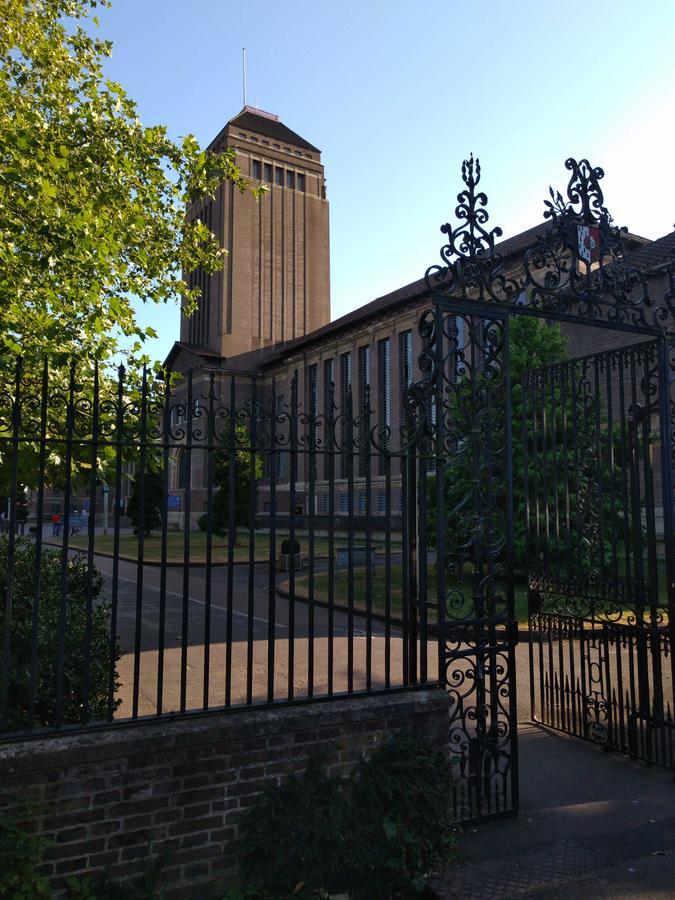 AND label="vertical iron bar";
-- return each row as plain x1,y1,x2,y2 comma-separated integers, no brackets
28,359,49,730
288,374,298,700
346,387,355,692
326,381,336,695
435,307,446,689
0,358,22,732
107,366,124,721
82,361,100,723
364,385,373,690
56,363,75,728
156,370,171,716
503,316,518,813
132,365,148,720
180,370,194,713
307,380,316,698
246,376,257,706
266,378,278,703
204,373,216,710
225,374,236,707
